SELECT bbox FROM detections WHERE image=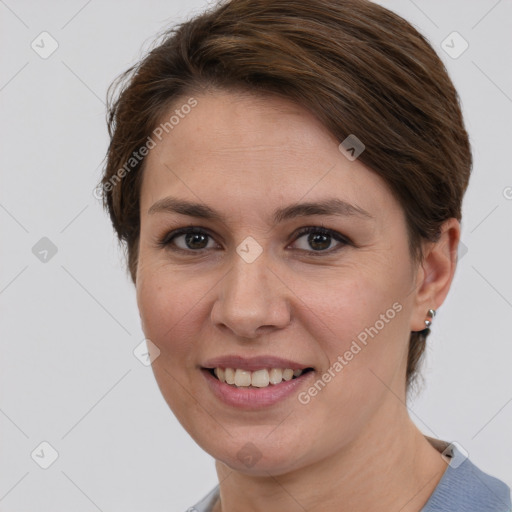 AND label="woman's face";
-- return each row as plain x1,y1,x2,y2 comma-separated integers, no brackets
136,90,427,475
